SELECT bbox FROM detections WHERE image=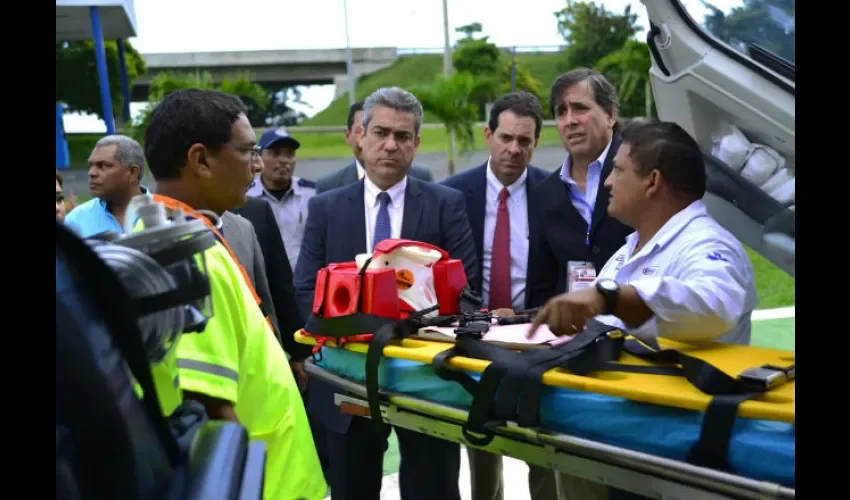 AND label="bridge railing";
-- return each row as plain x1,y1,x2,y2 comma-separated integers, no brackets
264,120,559,134
396,45,565,55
